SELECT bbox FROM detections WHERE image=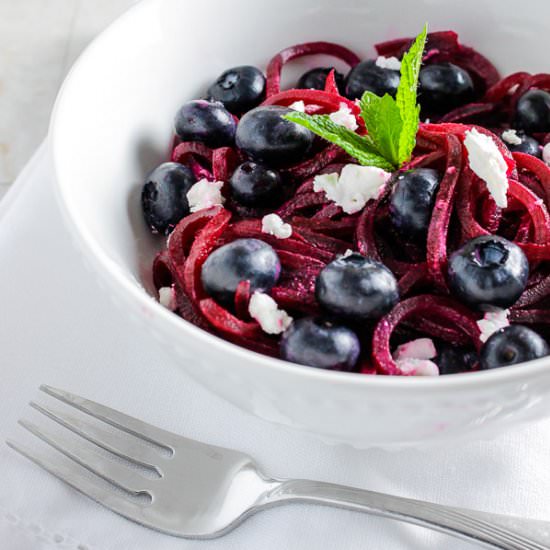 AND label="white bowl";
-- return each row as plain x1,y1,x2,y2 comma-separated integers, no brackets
50,0,550,448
